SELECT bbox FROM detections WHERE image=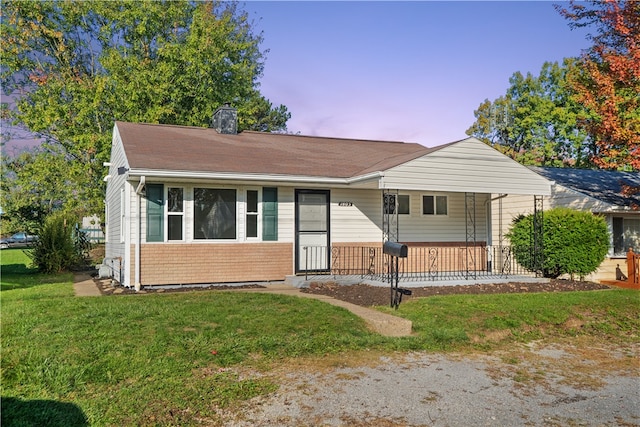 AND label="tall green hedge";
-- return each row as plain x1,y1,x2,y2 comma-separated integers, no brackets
29,212,85,273
506,207,609,279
